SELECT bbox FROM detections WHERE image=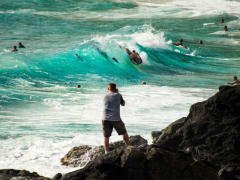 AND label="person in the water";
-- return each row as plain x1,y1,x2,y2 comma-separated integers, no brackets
102,83,130,153
221,18,224,23
18,42,25,48
174,39,183,46
129,50,139,60
112,57,119,63
133,50,139,56
11,46,18,52
227,76,240,86
199,40,203,44
224,25,228,32
77,84,81,88
75,54,84,61
75,54,80,59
